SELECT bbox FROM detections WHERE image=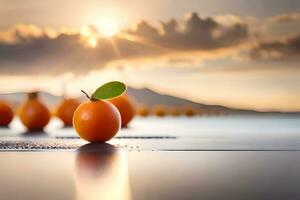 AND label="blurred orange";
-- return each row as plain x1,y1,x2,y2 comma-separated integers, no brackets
56,98,80,126
0,100,14,127
153,105,167,117
19,92,50,131
137,105,149,117
184,106,196,117
170,107,181,117
109,94,136,128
